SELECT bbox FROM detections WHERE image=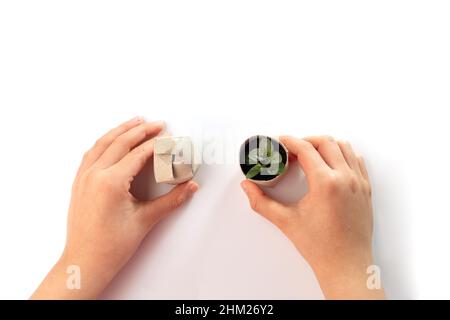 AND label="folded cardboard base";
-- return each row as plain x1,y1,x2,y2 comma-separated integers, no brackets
154,136,199,184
